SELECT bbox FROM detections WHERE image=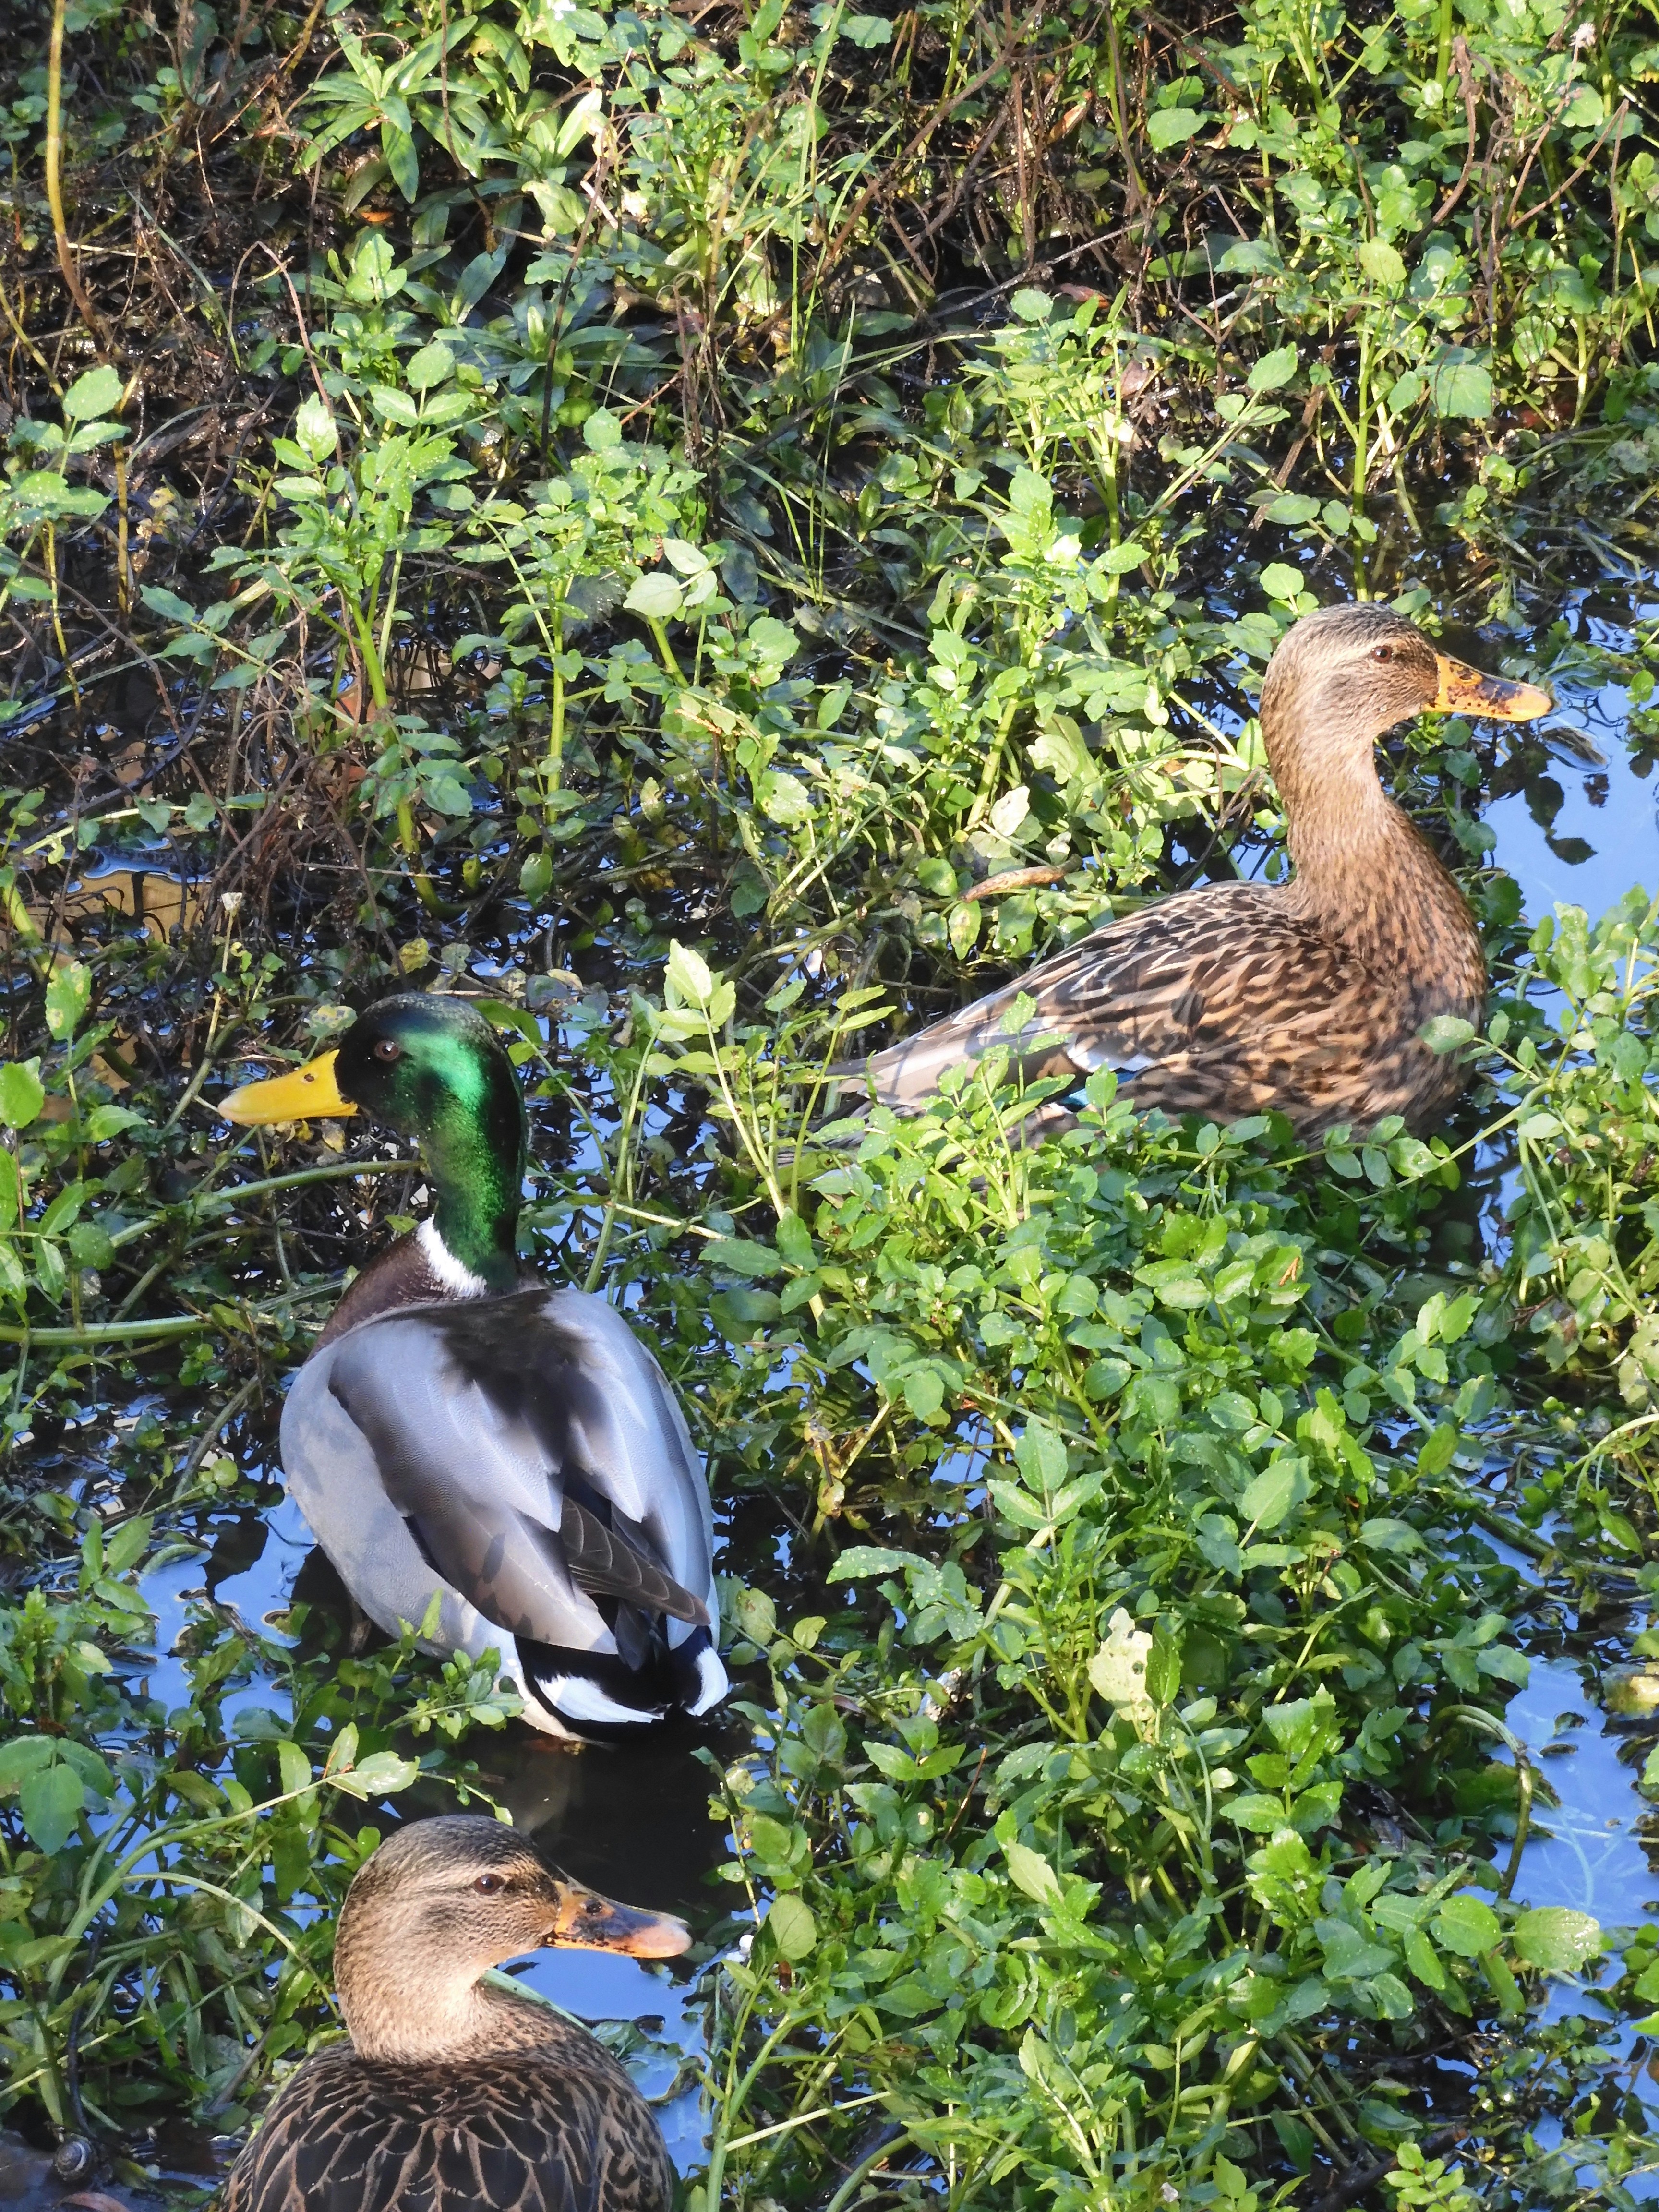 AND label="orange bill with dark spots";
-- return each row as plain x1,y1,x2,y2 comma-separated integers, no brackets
543,1878,691,1959
1432,655,1552,721
220,1050,357,1124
